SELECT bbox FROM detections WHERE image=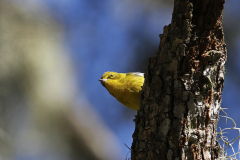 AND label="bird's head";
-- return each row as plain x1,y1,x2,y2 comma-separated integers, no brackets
98,71,122,87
